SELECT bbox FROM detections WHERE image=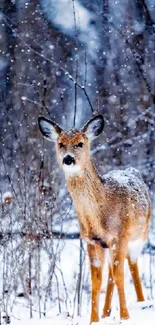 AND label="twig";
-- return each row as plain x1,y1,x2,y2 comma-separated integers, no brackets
0,231,80,241
142,0,155,28
59,68,93,112
72,0,78,126
77,239,83,316
84,51,87,89
91,130,150,154
73,59,78,127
